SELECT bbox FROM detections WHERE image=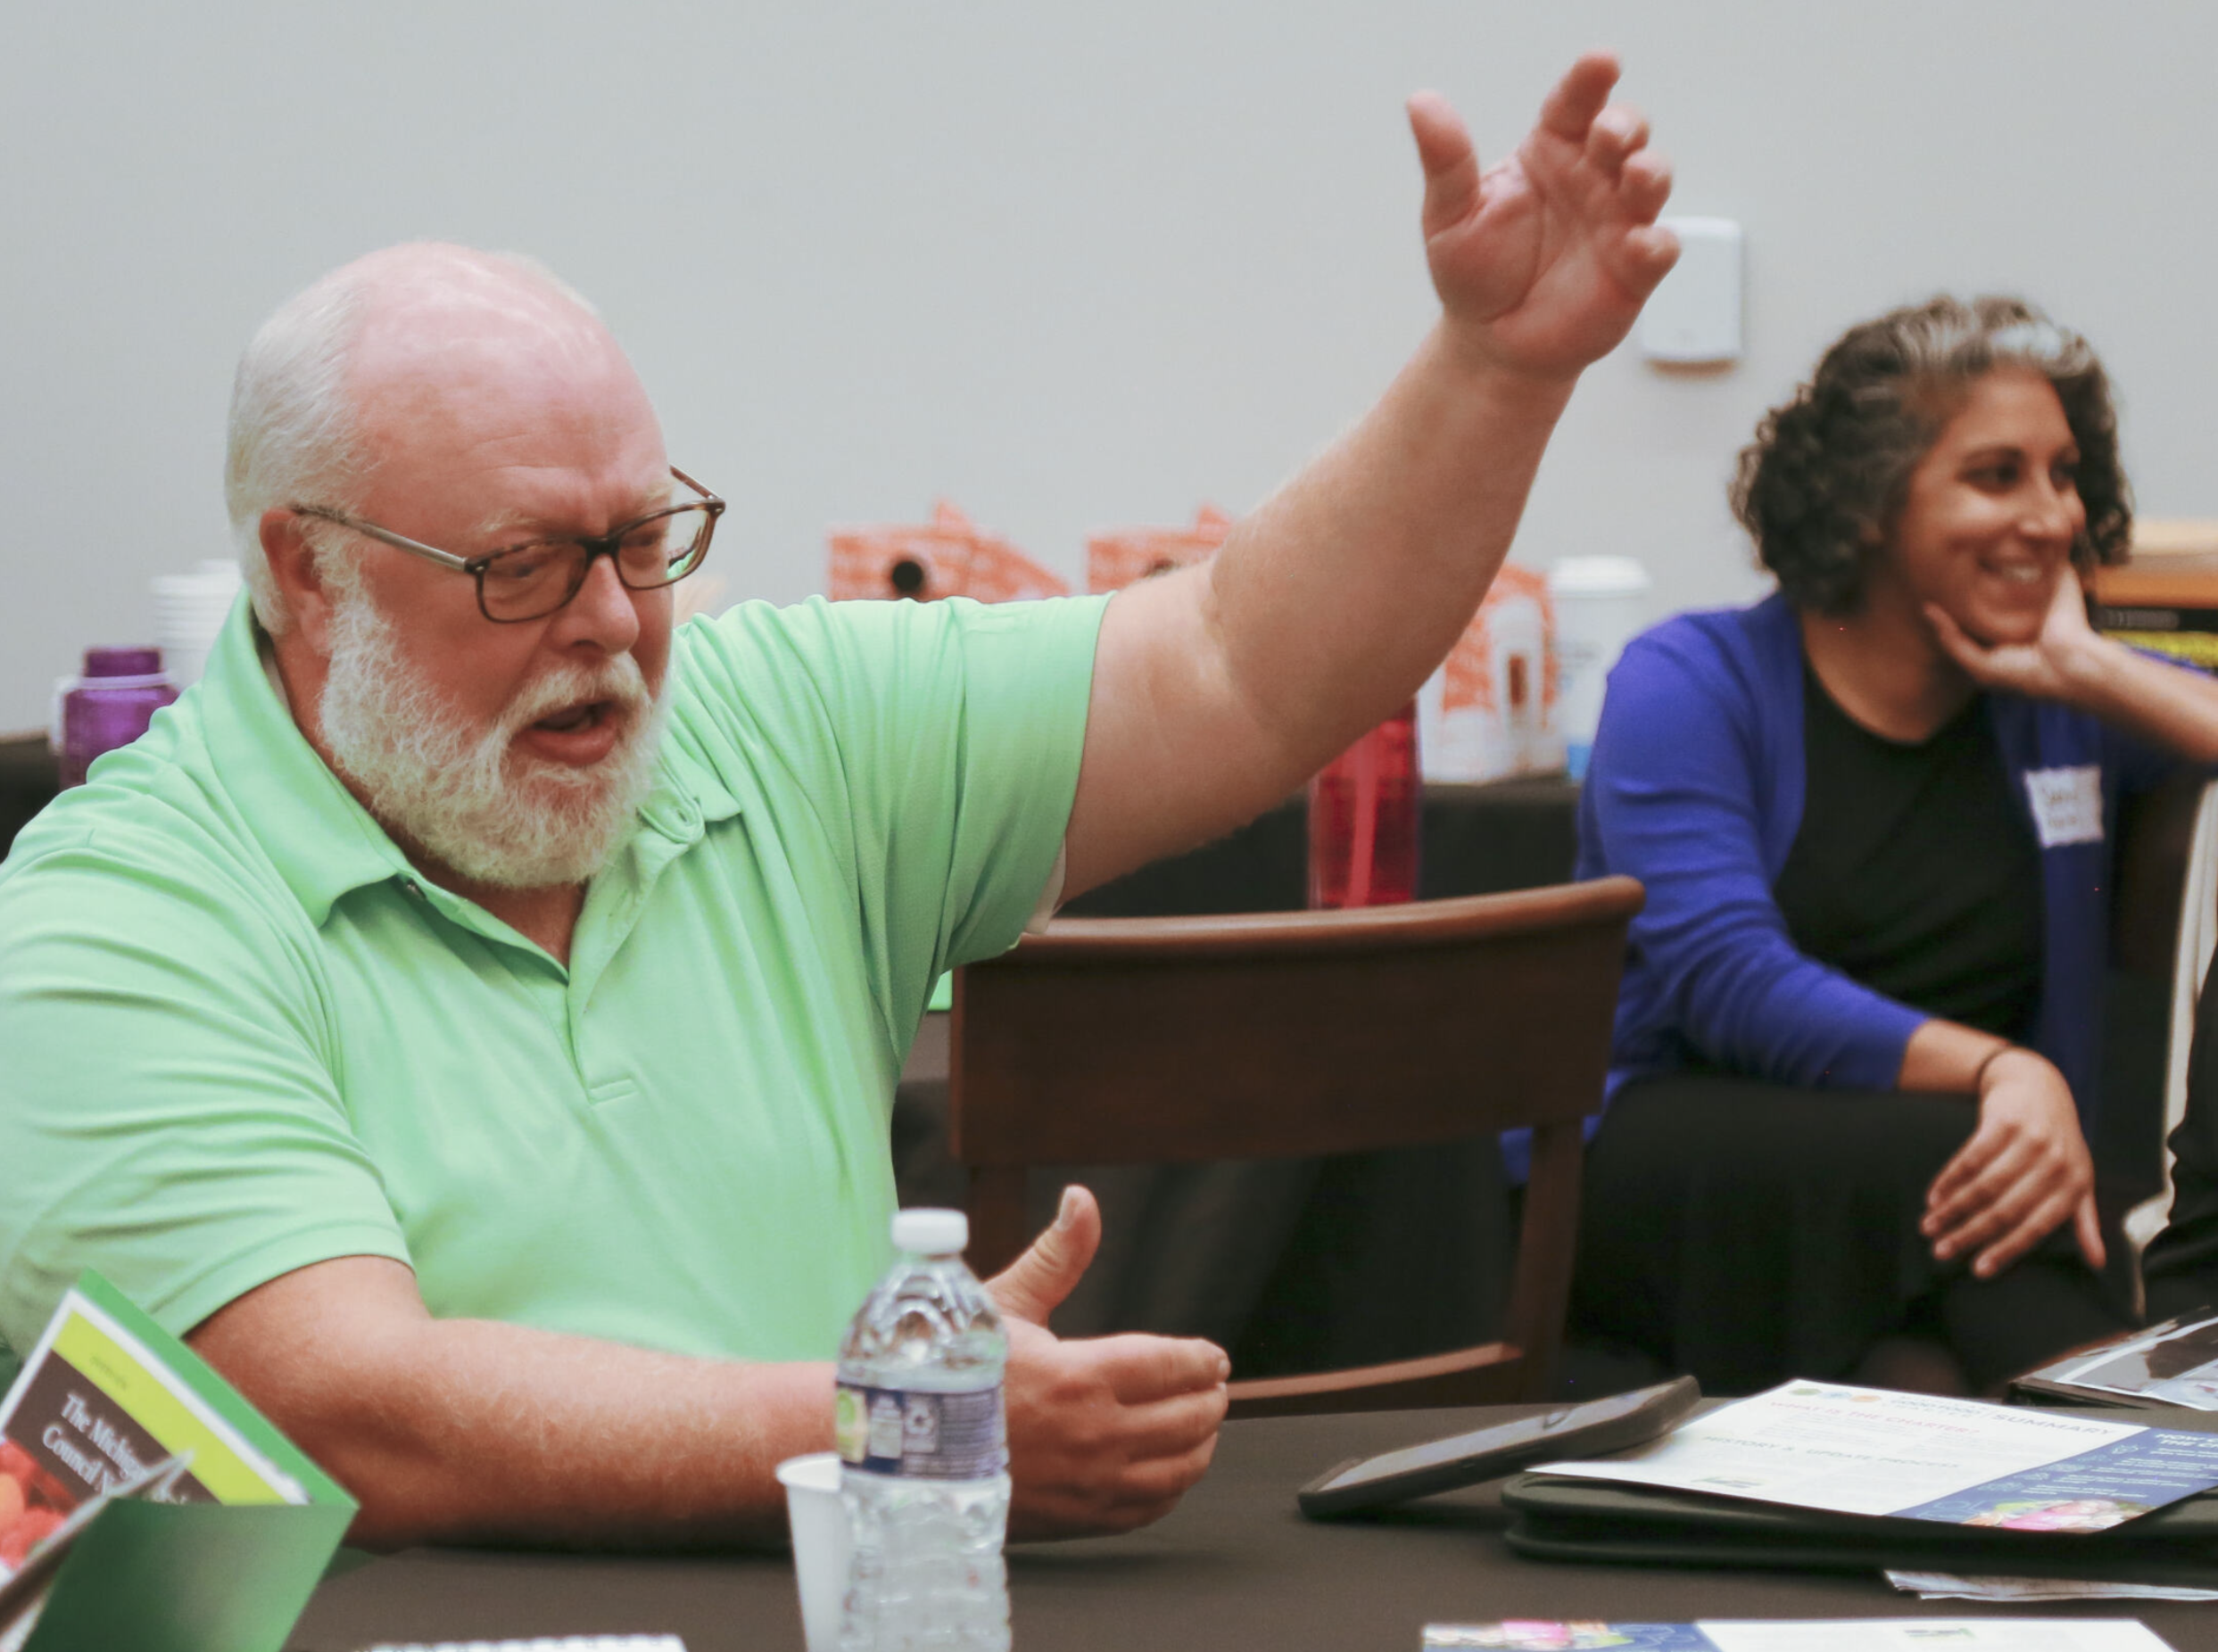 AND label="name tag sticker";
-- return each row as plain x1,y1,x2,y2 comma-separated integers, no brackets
2024,764,2104,848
